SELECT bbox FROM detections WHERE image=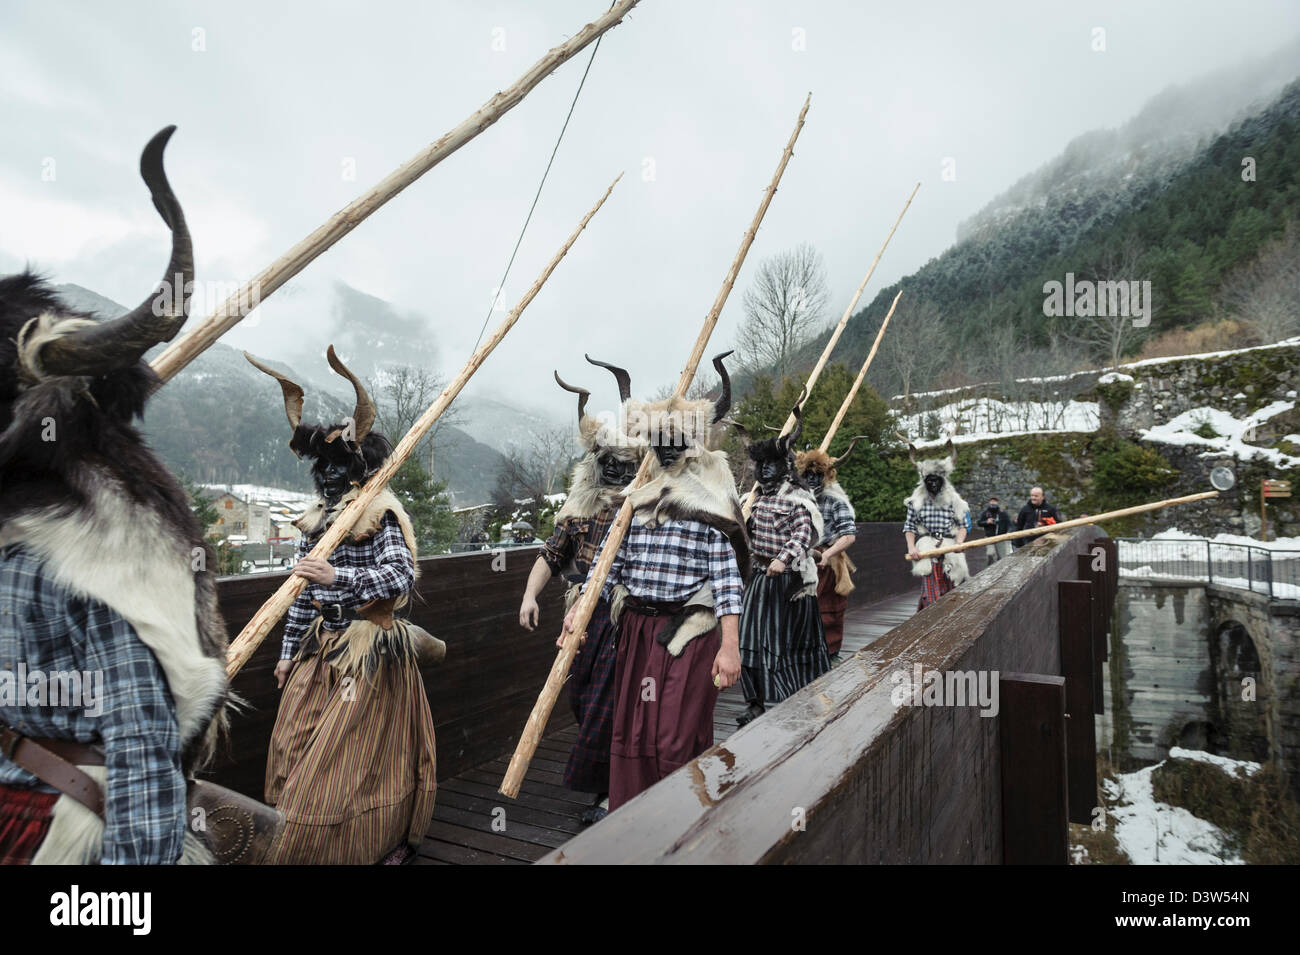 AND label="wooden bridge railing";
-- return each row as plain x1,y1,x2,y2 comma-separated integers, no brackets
540,526,1117,864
